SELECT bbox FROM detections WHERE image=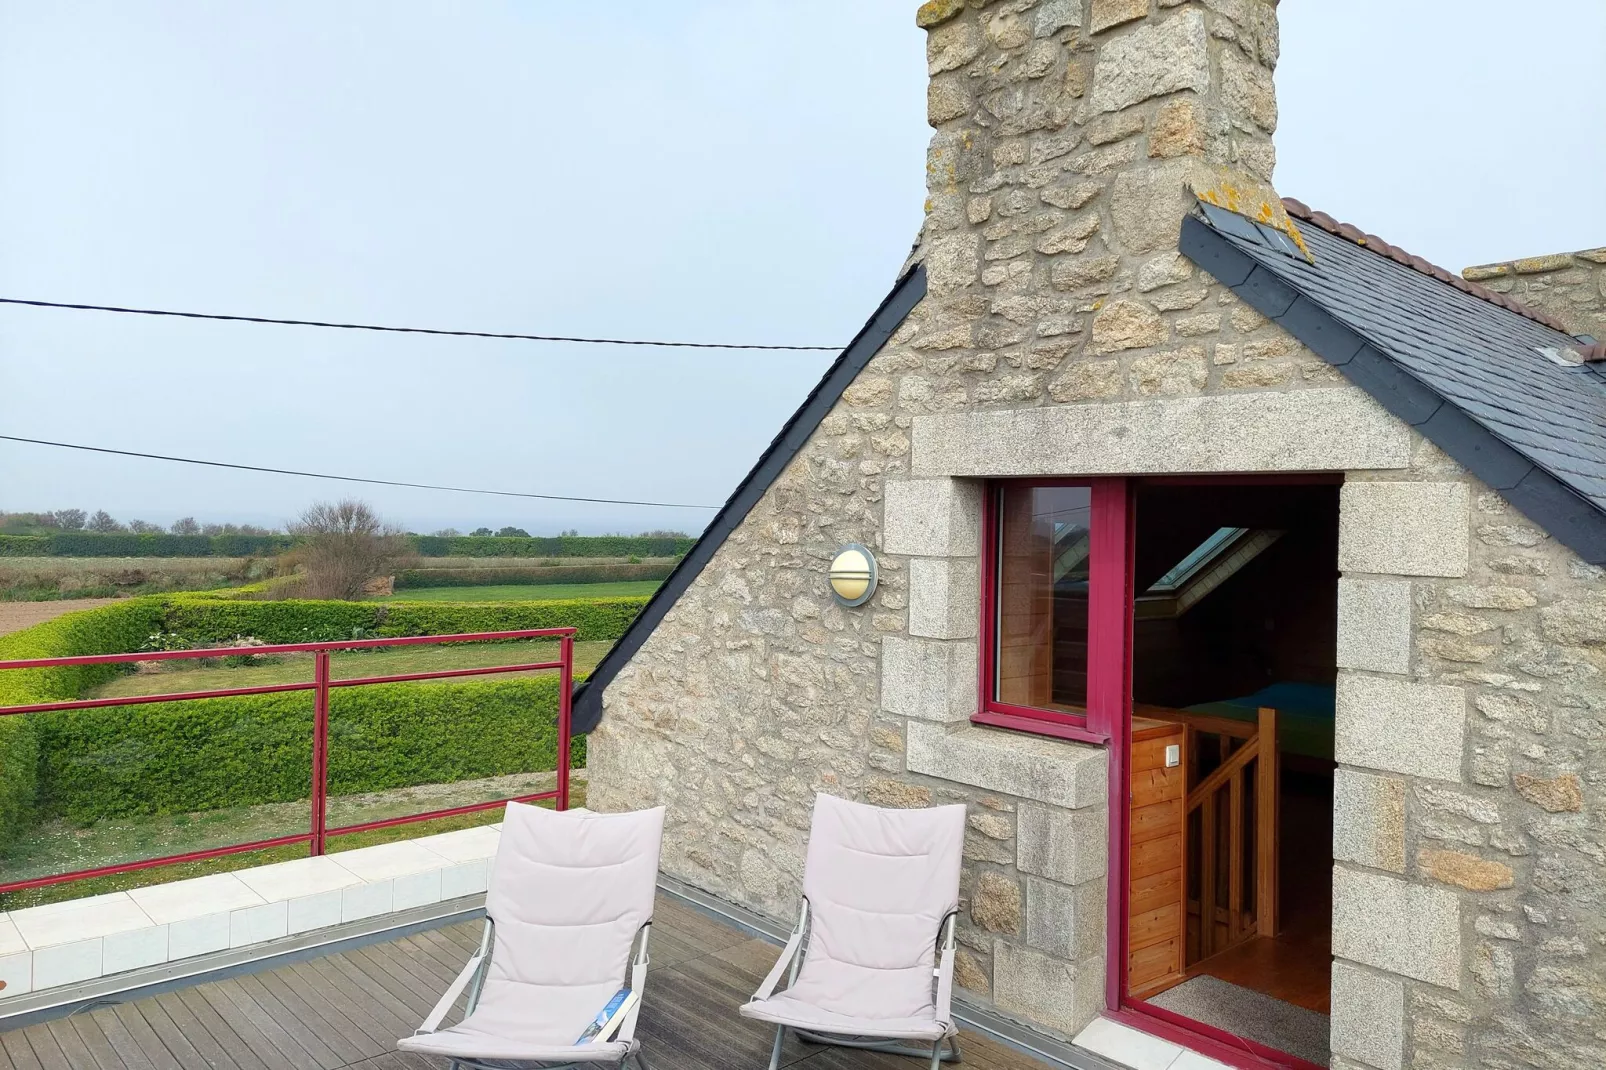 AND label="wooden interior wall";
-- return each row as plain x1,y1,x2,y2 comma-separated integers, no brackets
1128,717,1186,998
1051,590,1089,705
997,492,1053,708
